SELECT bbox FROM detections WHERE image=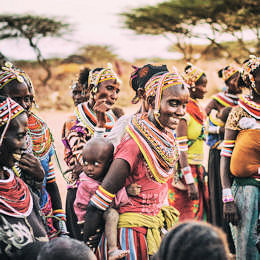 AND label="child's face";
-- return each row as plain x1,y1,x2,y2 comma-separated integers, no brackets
82,146,109,181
